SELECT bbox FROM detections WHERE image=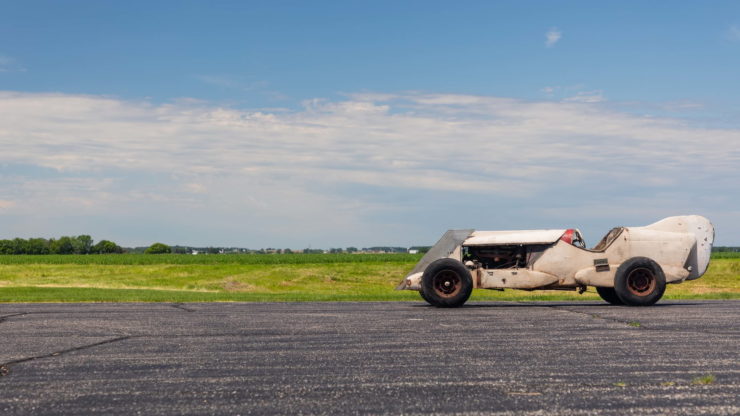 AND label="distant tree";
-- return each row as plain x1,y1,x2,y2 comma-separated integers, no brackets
346,247,358,253
283,248,293,254
409,246,432,254
51,236,75,254
145,242,172,254
27,238,50,255
172,246,190,254
713,246,740,253
0,240,13,254
9,238,25,254
92,240,123,254
72,235,93,254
